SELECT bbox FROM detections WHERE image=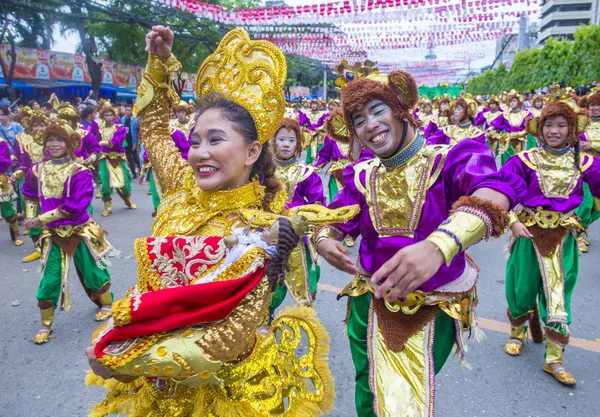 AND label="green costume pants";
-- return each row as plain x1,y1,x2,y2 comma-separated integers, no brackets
575,183,600,229
347,293,456,417
16,178,24,214
526,133,538,150
99,159,132,202
327,174,339,204
1,200,16,220
269,244,320,311
305,143,324,164
506,234,578,336
37,241,112,308
148,169,161,212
